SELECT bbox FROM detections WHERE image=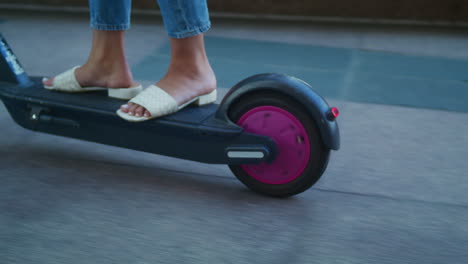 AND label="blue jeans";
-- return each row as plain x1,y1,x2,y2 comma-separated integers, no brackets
89,0,211,39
